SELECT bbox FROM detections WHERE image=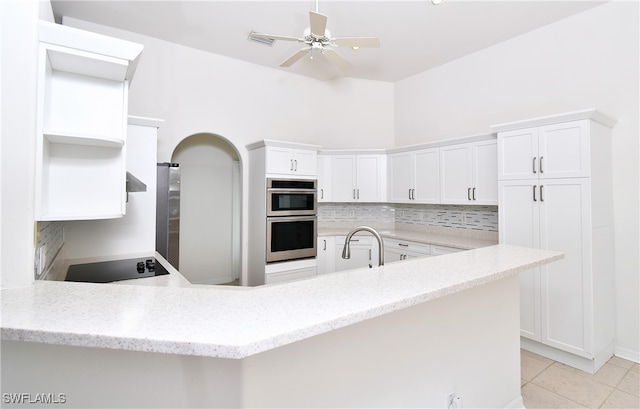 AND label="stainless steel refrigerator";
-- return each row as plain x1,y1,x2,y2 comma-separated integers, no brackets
156,163,180,269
